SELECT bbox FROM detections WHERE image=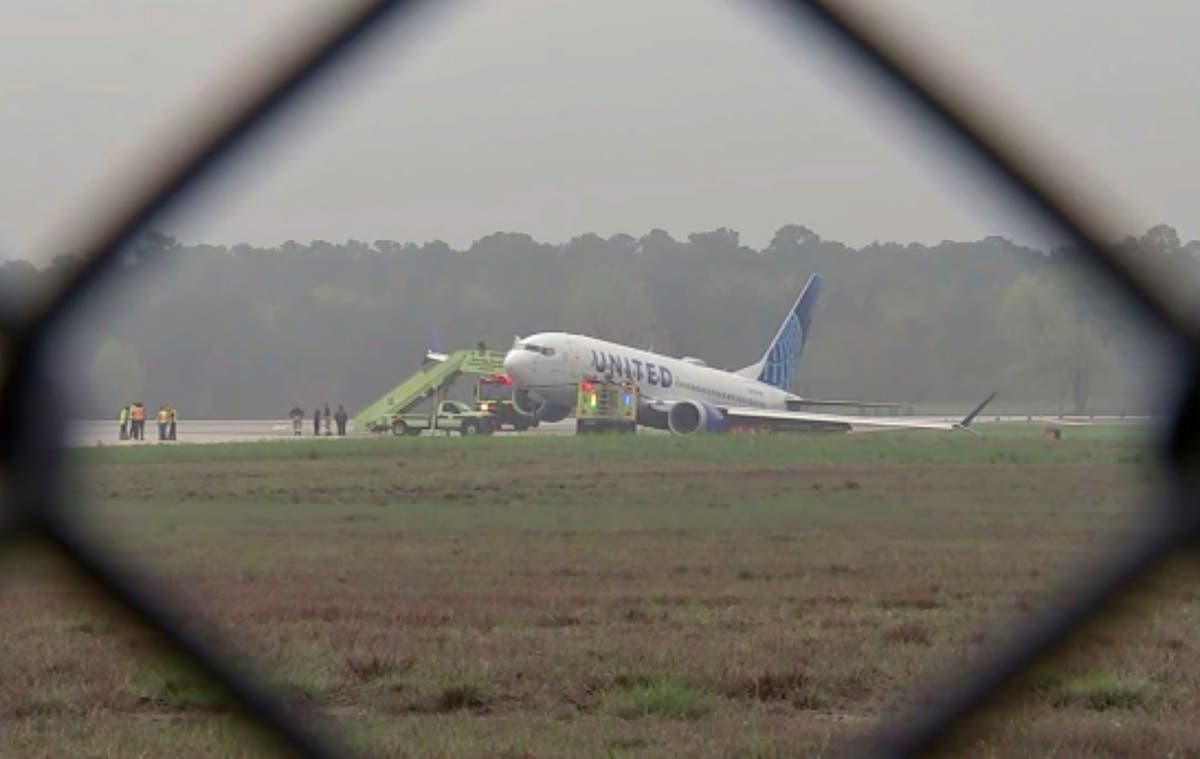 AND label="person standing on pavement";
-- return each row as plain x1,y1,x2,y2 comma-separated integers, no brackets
156,406,169,441
313,405,321,437
324,403,332,436
290,406,304,436
168,406,178,441
131,403,145,440
334,404,348,436
118,405,129,440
